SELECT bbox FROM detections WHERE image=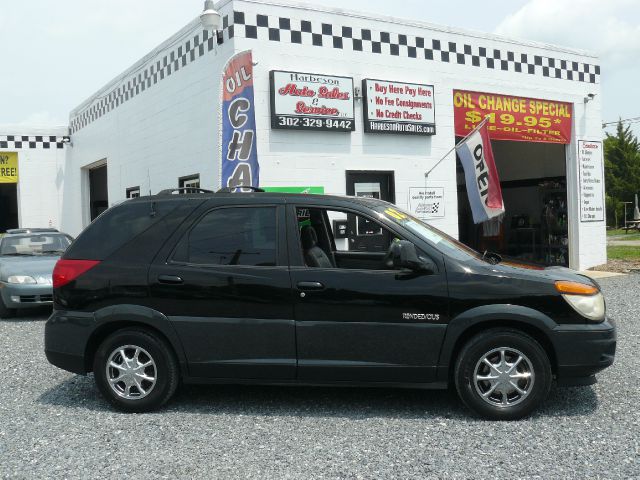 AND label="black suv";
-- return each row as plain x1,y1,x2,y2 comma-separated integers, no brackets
45,189,616,419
